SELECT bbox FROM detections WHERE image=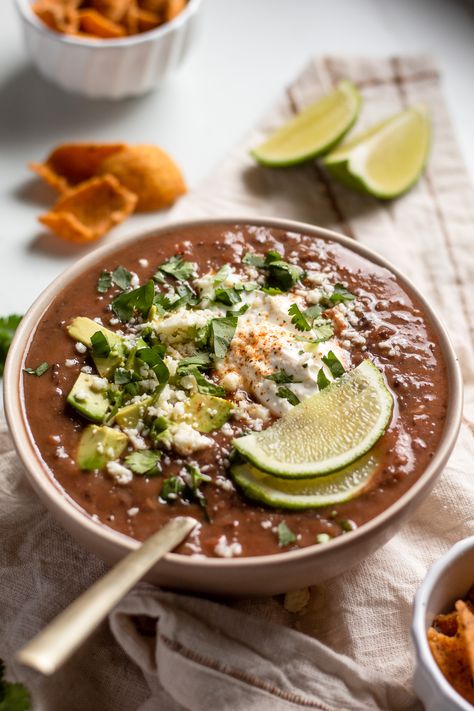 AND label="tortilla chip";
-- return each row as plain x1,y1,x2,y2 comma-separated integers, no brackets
78,8,126,38
90,0,130,23
32,1,79,33
428,627,474,703
135,7,162,31
31,143,126,192
456,600,474,679
433,611,459,637
95,144,186,211
123,0,139,34
39,174,137,242
164,0,186,21
138,0,167,13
